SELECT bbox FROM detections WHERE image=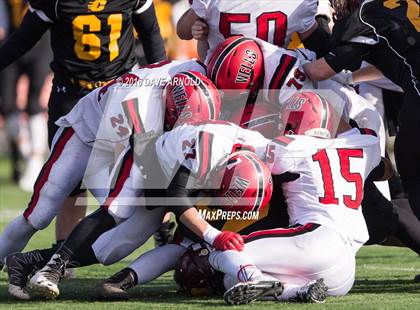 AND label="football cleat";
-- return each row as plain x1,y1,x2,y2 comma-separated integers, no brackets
5,252,40,300
414,274,420,283
223,280,283,305
93,268,137,301
29,254,65,299
290,279,328,303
